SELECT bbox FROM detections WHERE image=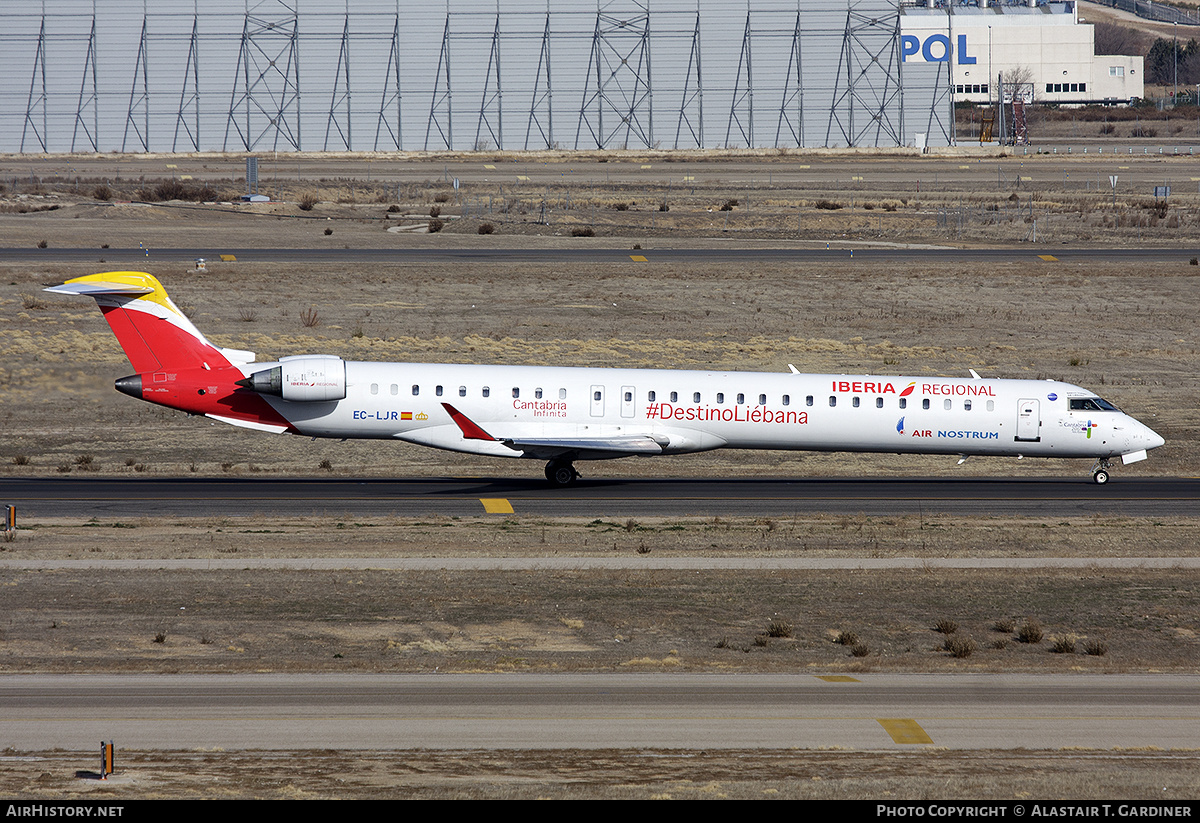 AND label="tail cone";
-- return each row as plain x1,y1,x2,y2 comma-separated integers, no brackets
114,374,143,399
